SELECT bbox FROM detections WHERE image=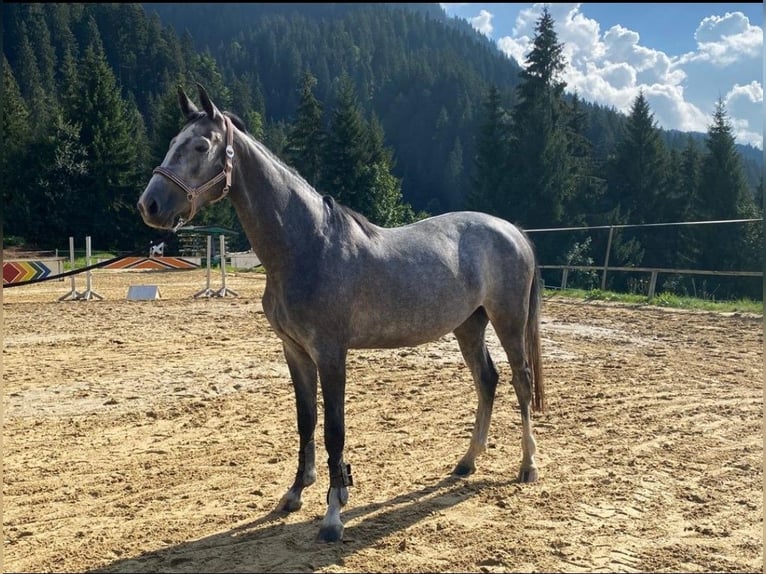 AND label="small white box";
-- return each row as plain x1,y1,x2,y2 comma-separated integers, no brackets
127,285,162,301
